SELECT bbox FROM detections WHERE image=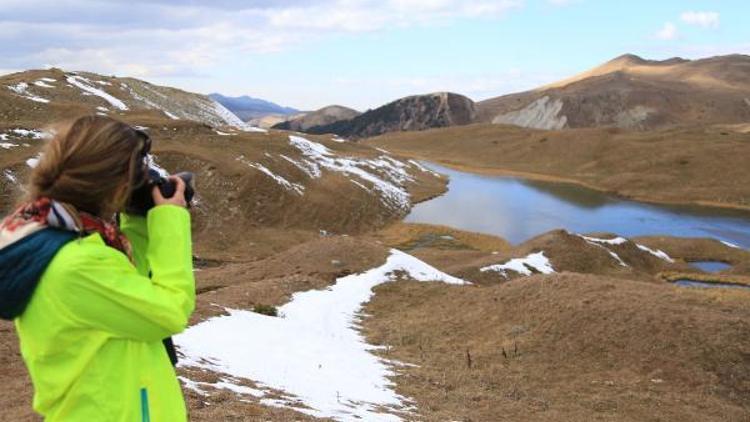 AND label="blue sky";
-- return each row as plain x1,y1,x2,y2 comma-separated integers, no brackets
0,0,747,110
